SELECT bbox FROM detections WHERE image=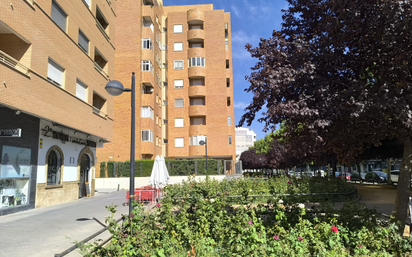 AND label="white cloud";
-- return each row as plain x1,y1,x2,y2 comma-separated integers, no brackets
234,102,249,109
231,5,240,18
